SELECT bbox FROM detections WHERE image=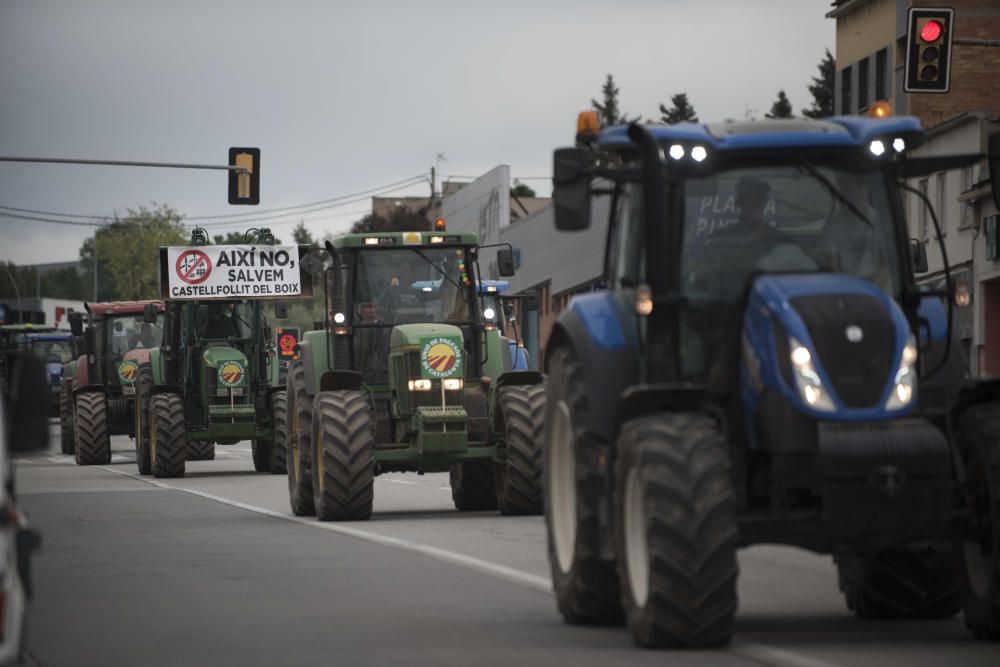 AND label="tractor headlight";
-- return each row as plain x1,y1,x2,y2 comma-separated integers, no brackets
442,378,463,391
789,337,836,412
884,334,917,411
483,307,496,321
408,379,433,391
